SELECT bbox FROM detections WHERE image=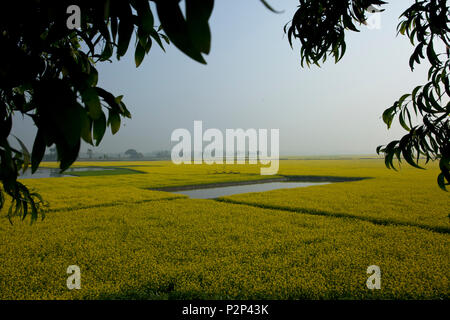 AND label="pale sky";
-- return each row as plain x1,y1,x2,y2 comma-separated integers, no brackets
12,0,430,156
